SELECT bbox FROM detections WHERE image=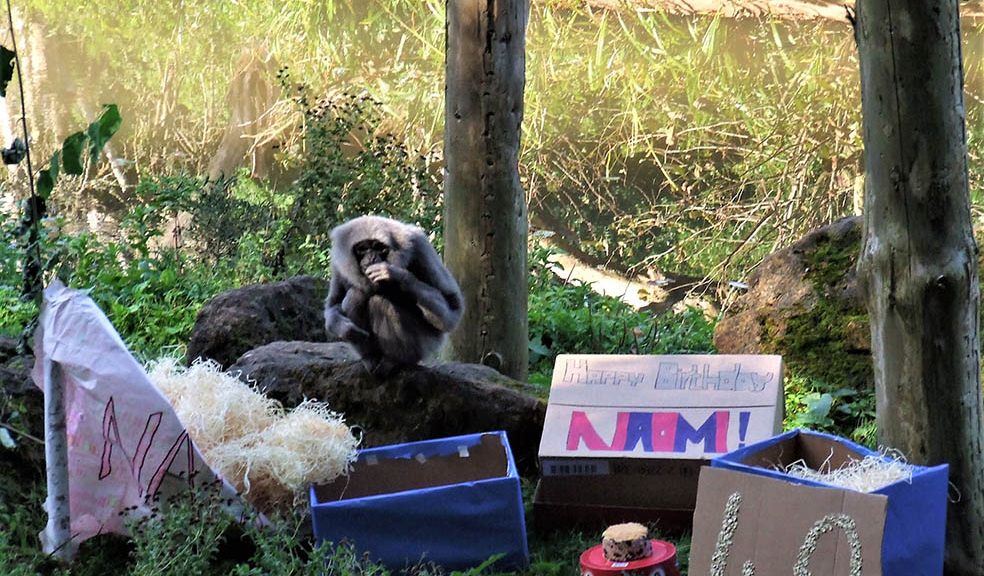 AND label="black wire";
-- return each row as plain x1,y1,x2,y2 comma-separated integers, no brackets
5,0,43,304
